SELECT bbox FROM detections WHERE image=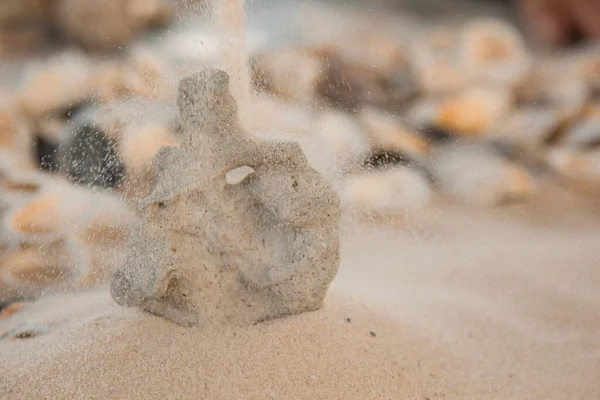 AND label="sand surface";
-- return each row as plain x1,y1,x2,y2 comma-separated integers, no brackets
1,190,599,399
